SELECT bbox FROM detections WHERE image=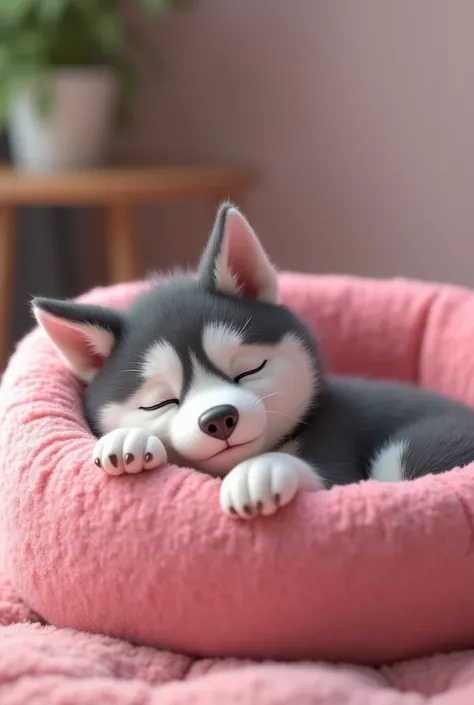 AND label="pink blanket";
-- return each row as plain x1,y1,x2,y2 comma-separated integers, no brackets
1,573,474,703
3,273,474,703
